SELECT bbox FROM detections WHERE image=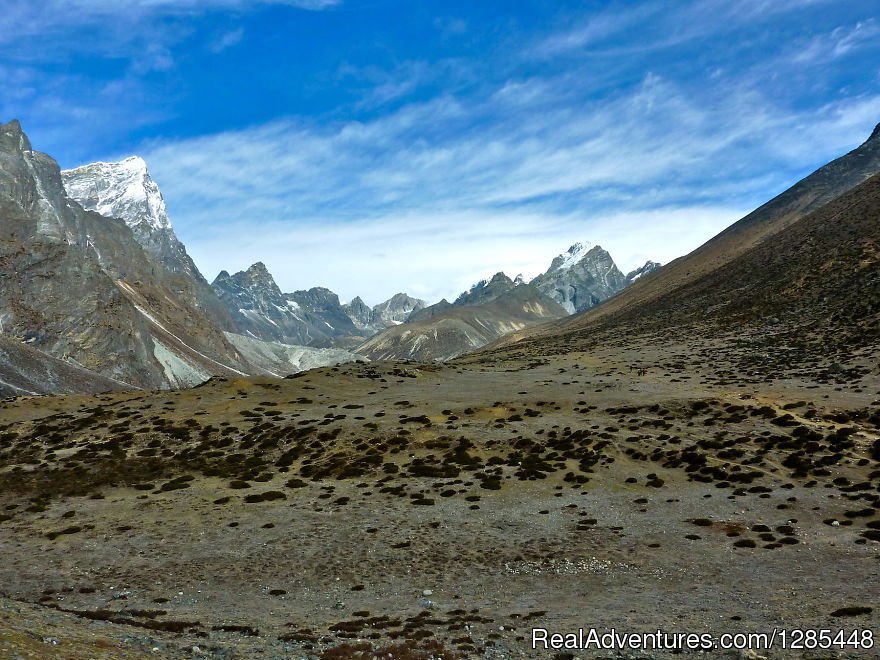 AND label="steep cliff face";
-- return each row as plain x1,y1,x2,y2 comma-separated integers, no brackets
0,120,251,390
530,242,628,314
62,157,240,334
